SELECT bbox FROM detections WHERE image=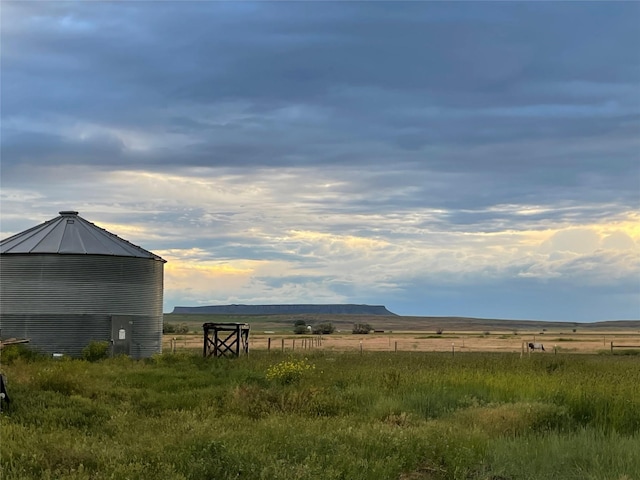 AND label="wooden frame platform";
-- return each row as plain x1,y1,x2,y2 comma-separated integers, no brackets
203,323,250,358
